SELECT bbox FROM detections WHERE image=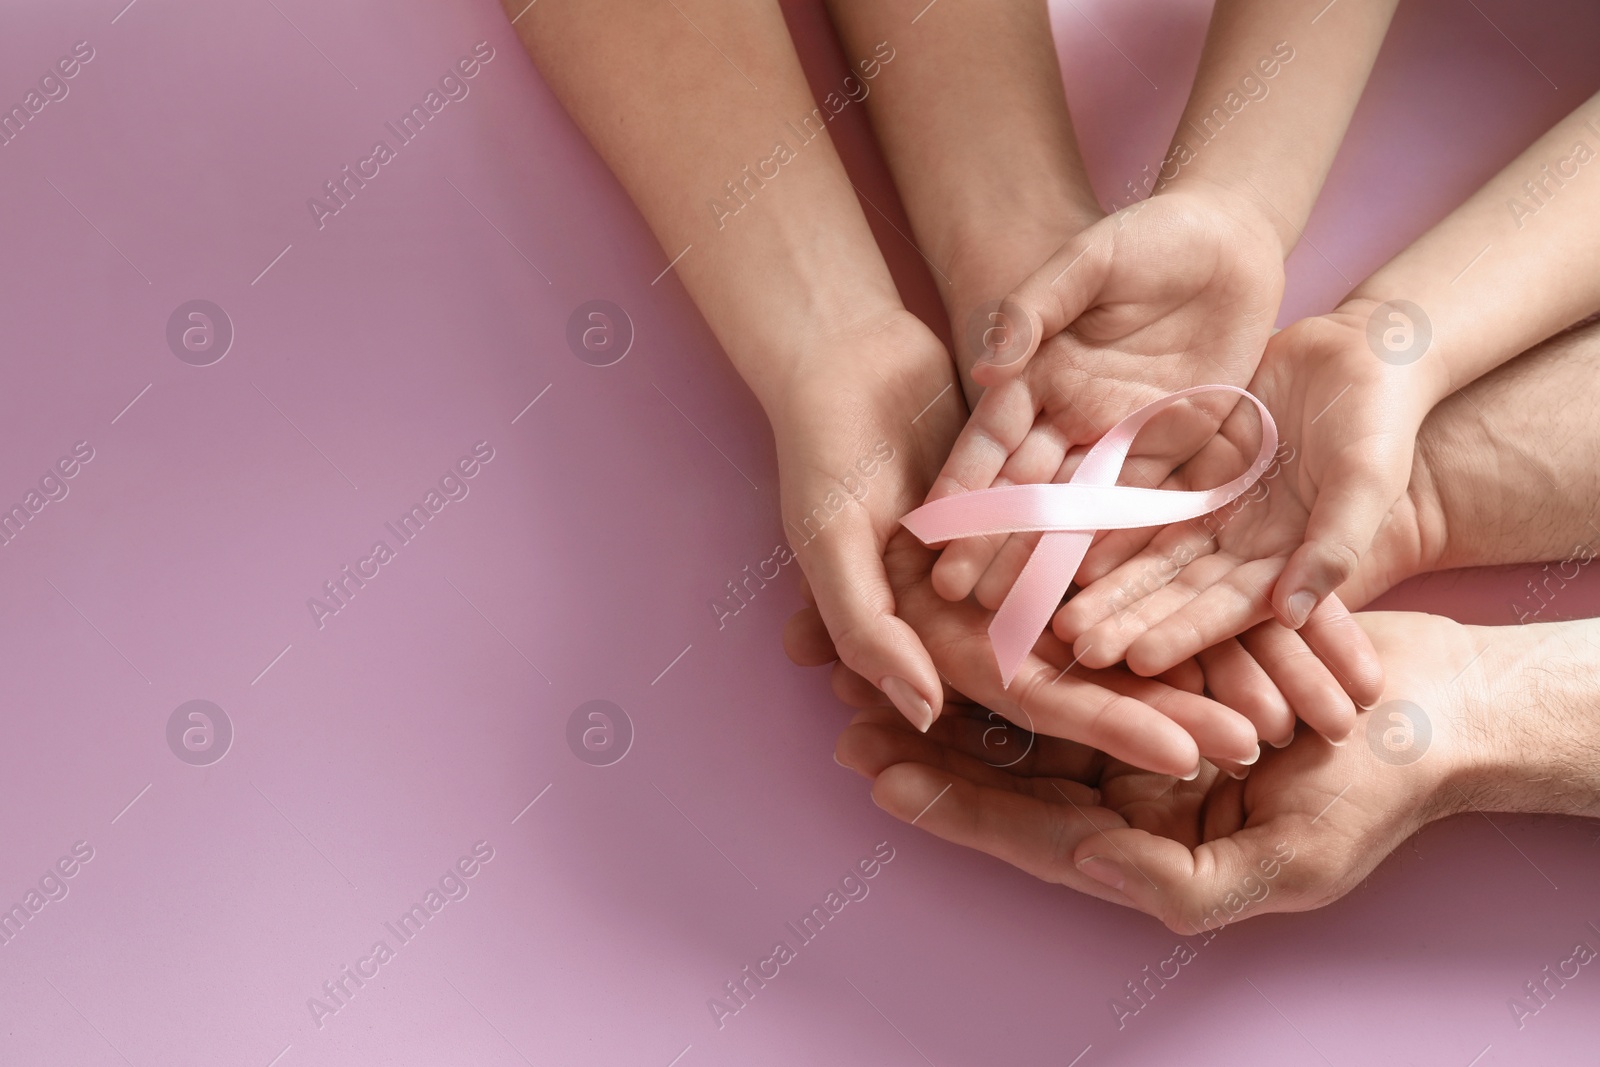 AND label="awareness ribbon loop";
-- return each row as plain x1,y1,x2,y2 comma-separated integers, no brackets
900,385,1278,686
